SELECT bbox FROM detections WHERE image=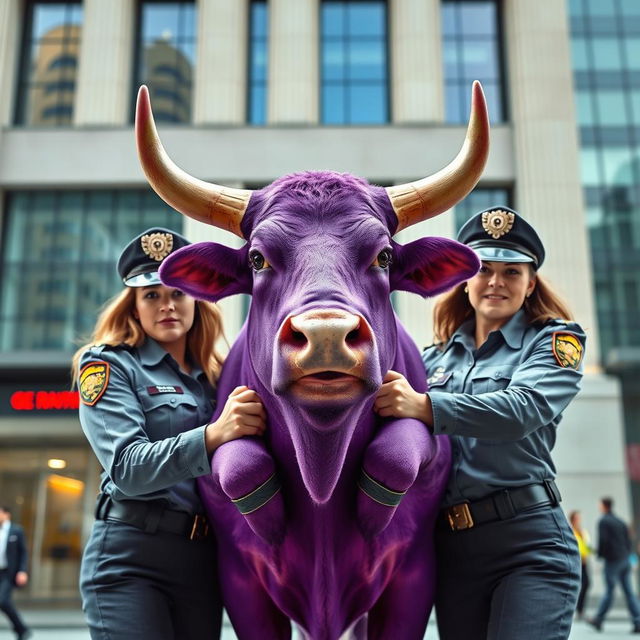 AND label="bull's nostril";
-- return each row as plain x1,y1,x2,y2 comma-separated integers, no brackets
280,318,309,349
291,330,307,345
346,329,360,344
